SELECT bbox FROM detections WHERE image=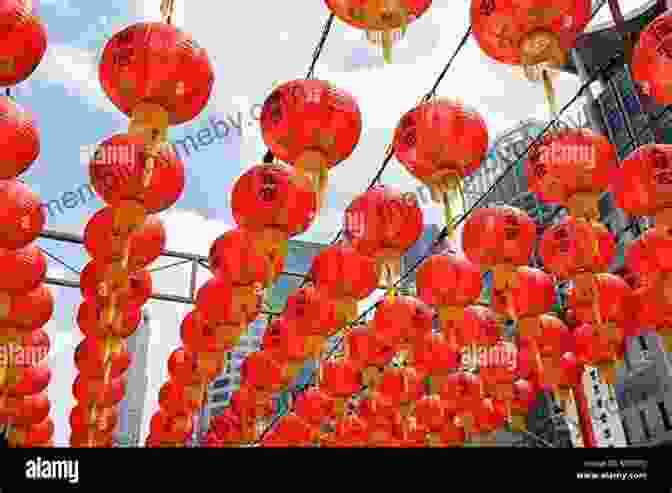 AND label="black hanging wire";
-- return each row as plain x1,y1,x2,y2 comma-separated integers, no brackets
255,48,630,446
